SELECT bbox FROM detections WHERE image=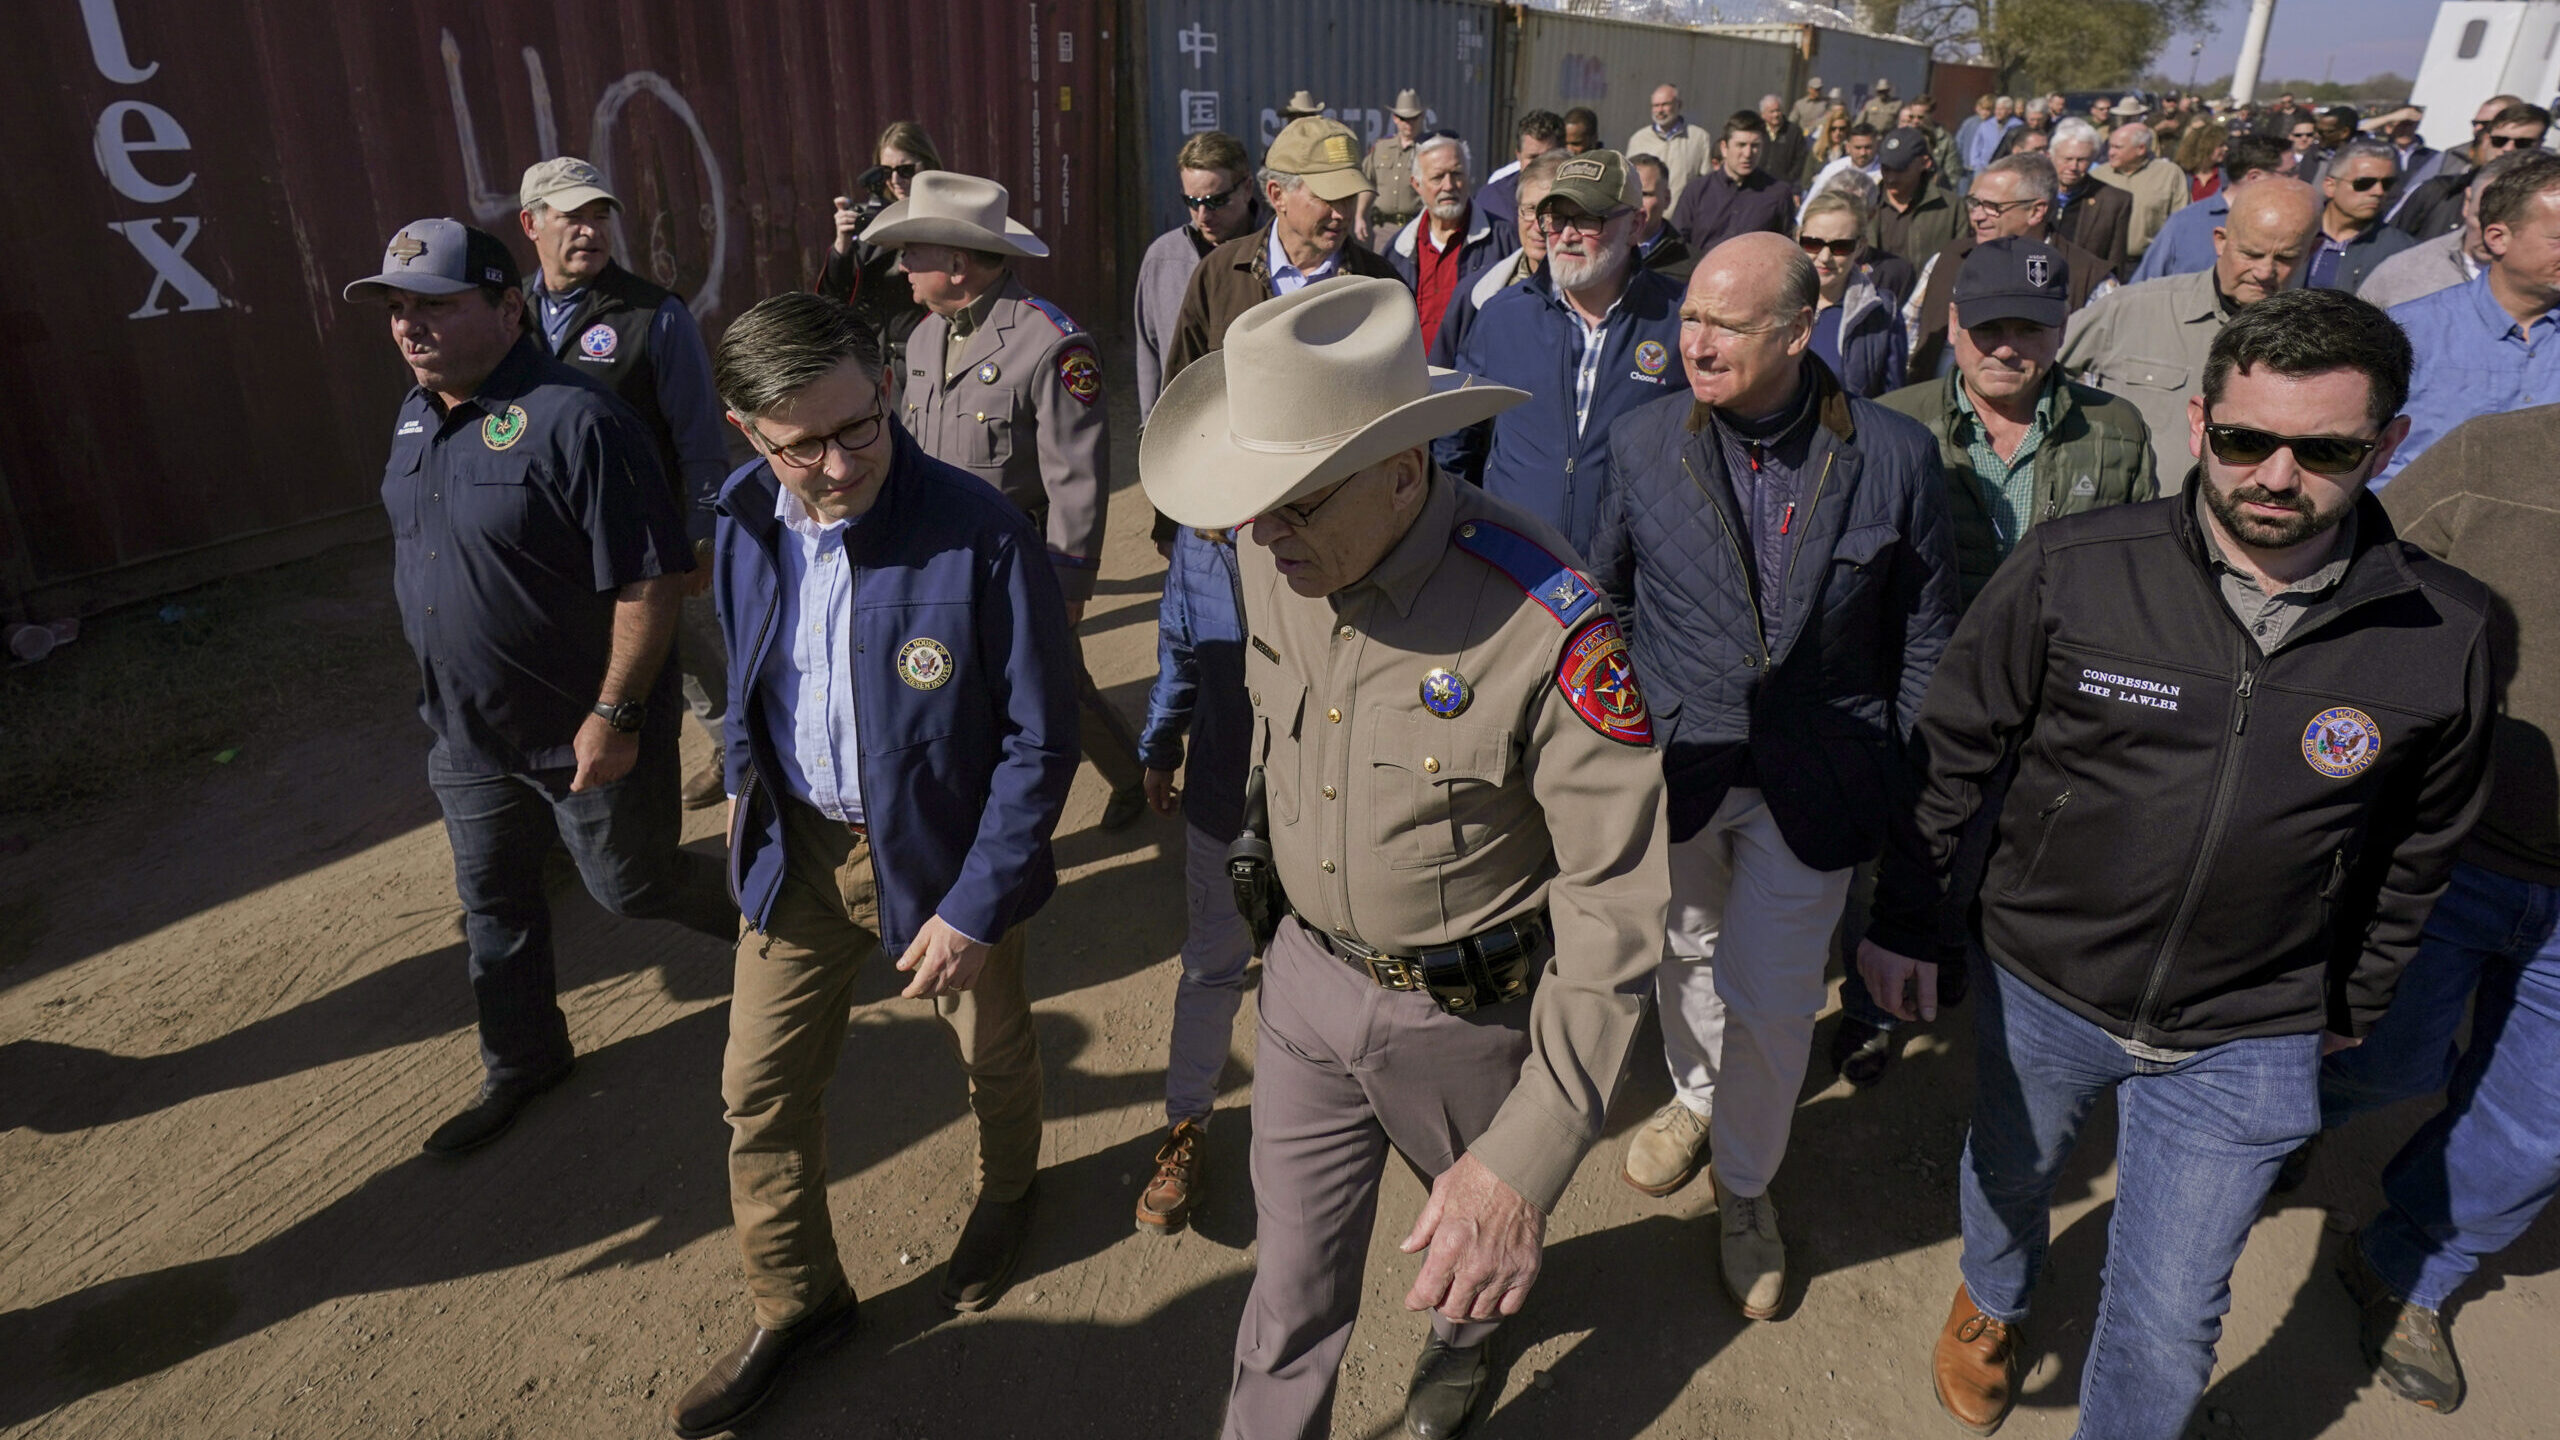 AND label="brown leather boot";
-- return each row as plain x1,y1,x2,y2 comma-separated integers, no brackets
1932,1283,2022,1435
1136,1119,1206,1234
